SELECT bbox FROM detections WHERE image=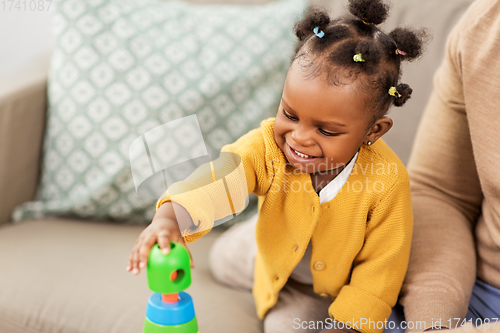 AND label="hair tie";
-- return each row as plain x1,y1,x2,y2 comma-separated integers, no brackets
353,53,365,63
362,18,370,25
395,49,407,56
313,26,325,38
388,86,402,98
